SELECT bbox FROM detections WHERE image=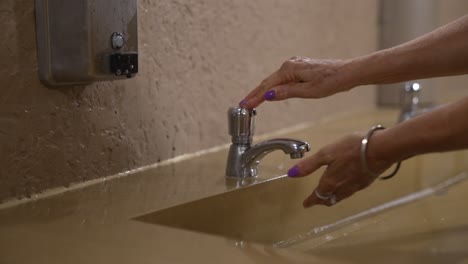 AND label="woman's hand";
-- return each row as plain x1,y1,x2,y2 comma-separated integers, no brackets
240,57,356,109
287,132,394,208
